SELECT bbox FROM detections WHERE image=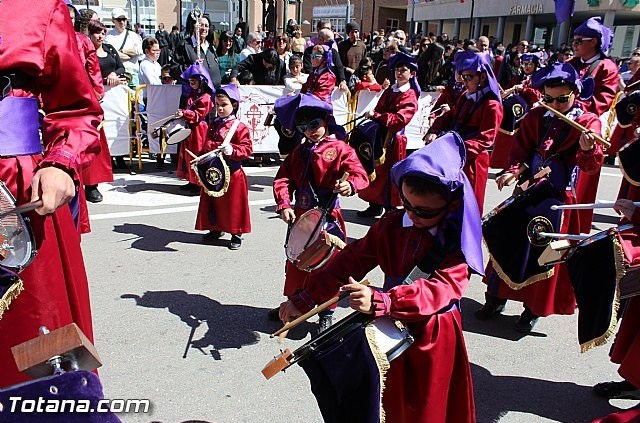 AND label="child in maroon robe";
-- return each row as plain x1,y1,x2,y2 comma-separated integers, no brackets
271,94,369,331
176,63,214,192
476,62,604,332
301,43,336,103
427,50,504,214
280,132,483,423
357,52,419,218
195,85,252,250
